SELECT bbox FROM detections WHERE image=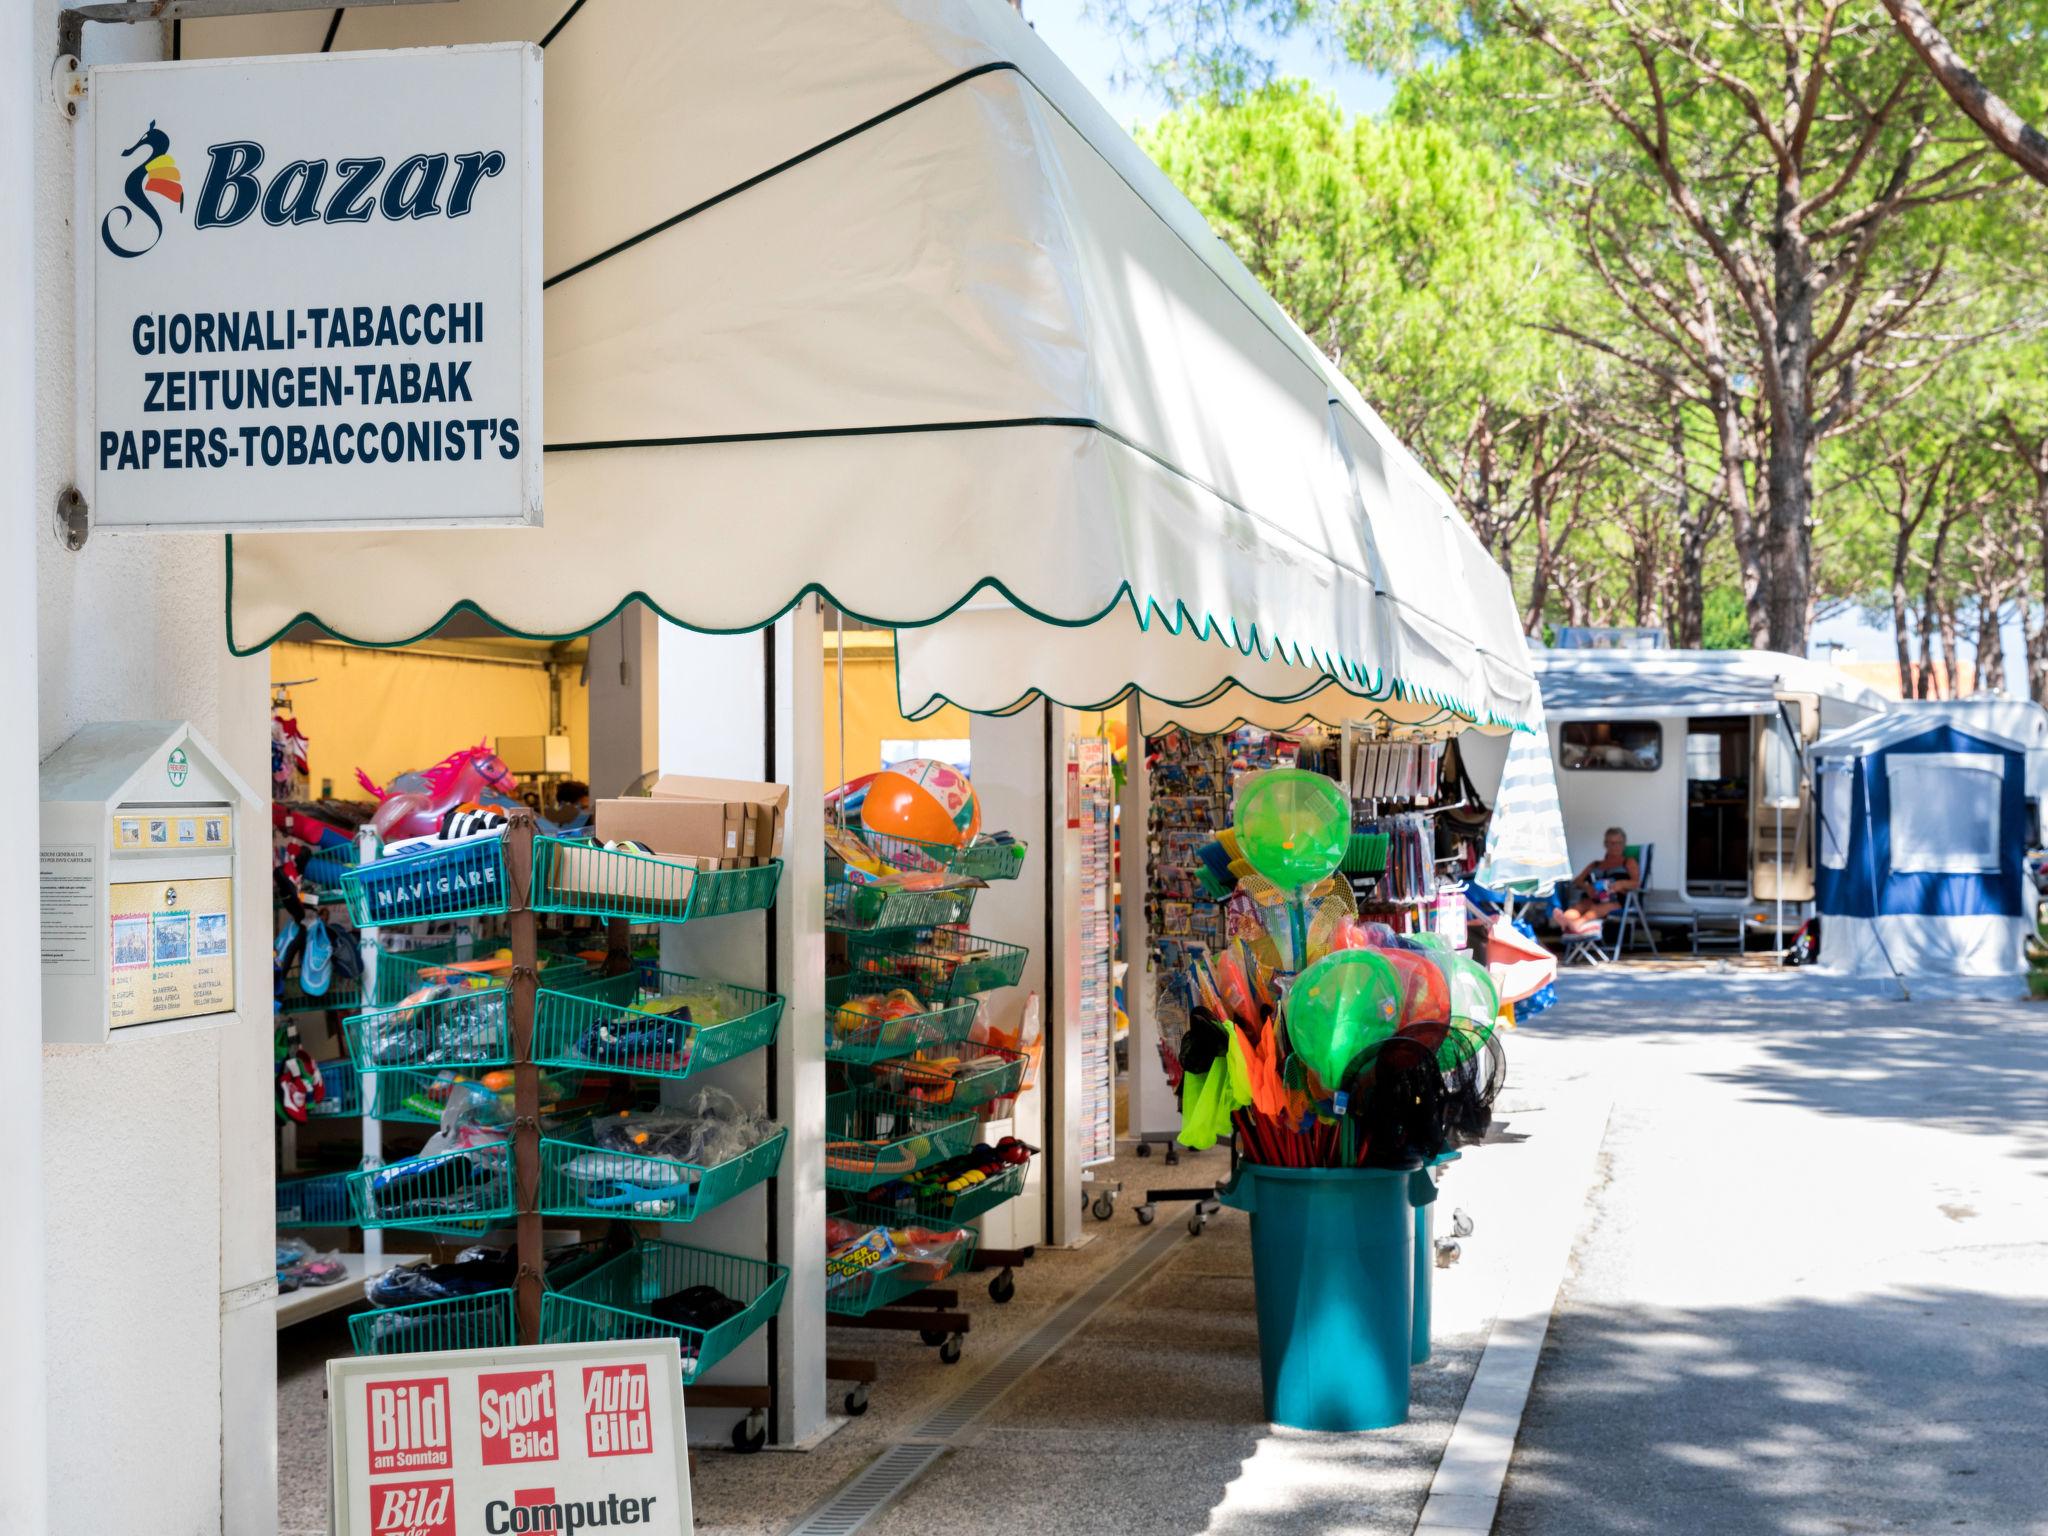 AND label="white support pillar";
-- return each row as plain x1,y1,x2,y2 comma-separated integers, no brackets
655,608,826,1447
2,9,46,1535
967,703,1086,1249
